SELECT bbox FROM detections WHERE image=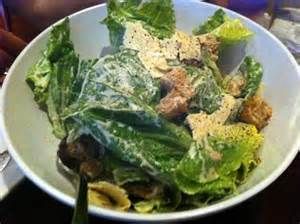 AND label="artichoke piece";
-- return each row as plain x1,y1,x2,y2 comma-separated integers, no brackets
88,181,131,211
